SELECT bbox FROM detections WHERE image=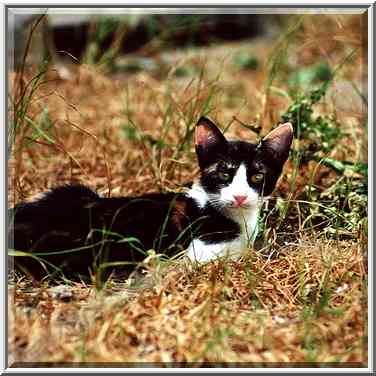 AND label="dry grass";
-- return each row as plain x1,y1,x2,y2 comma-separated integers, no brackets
9,239,366,365
8,14,368,367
